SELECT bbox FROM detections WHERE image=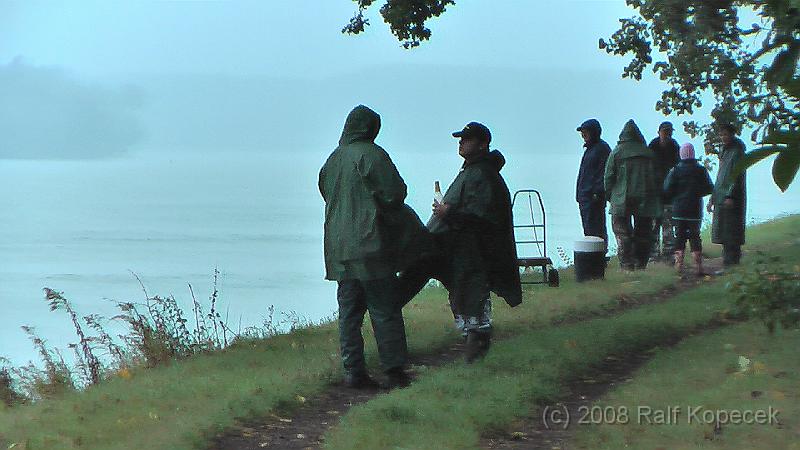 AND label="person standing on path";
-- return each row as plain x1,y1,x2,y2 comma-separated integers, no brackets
648,121,681,262
576,119,612,243
397,122,522,363
663,142,714,276
708,123,747,267
604,119,661,271
319,105,430,389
